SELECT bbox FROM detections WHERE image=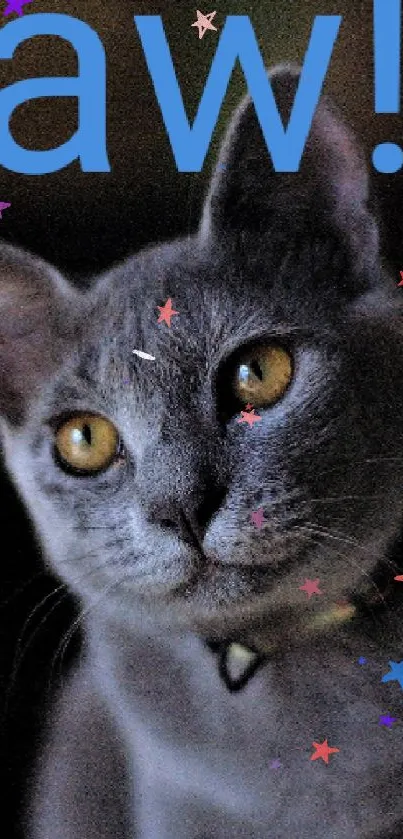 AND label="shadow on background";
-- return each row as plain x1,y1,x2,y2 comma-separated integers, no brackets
0,1,402,836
